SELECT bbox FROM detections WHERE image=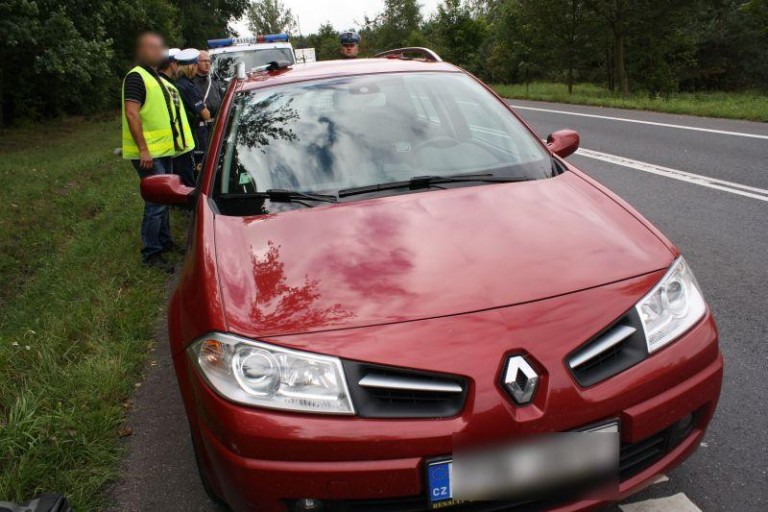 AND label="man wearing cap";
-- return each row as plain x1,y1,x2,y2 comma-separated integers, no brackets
157,47,180,82
340,30,361,59
174,48,212,187
122,32,194,272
